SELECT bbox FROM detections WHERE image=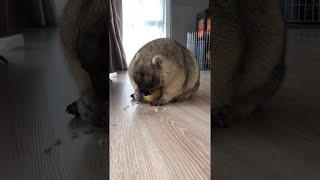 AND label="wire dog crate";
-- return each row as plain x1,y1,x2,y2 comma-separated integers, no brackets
283,0,320,23
186,32,212,71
